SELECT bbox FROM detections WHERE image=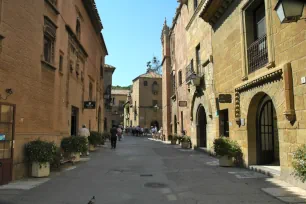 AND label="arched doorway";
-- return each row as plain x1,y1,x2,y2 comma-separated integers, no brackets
197,105,207,148
151,120,159,130
104,117,107,132
256,95,279,165
174,115,177,134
